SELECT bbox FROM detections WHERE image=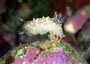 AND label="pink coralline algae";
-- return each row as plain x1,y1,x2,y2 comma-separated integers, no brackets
12,47,80,64
32,51,70,64
12,48,39,64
